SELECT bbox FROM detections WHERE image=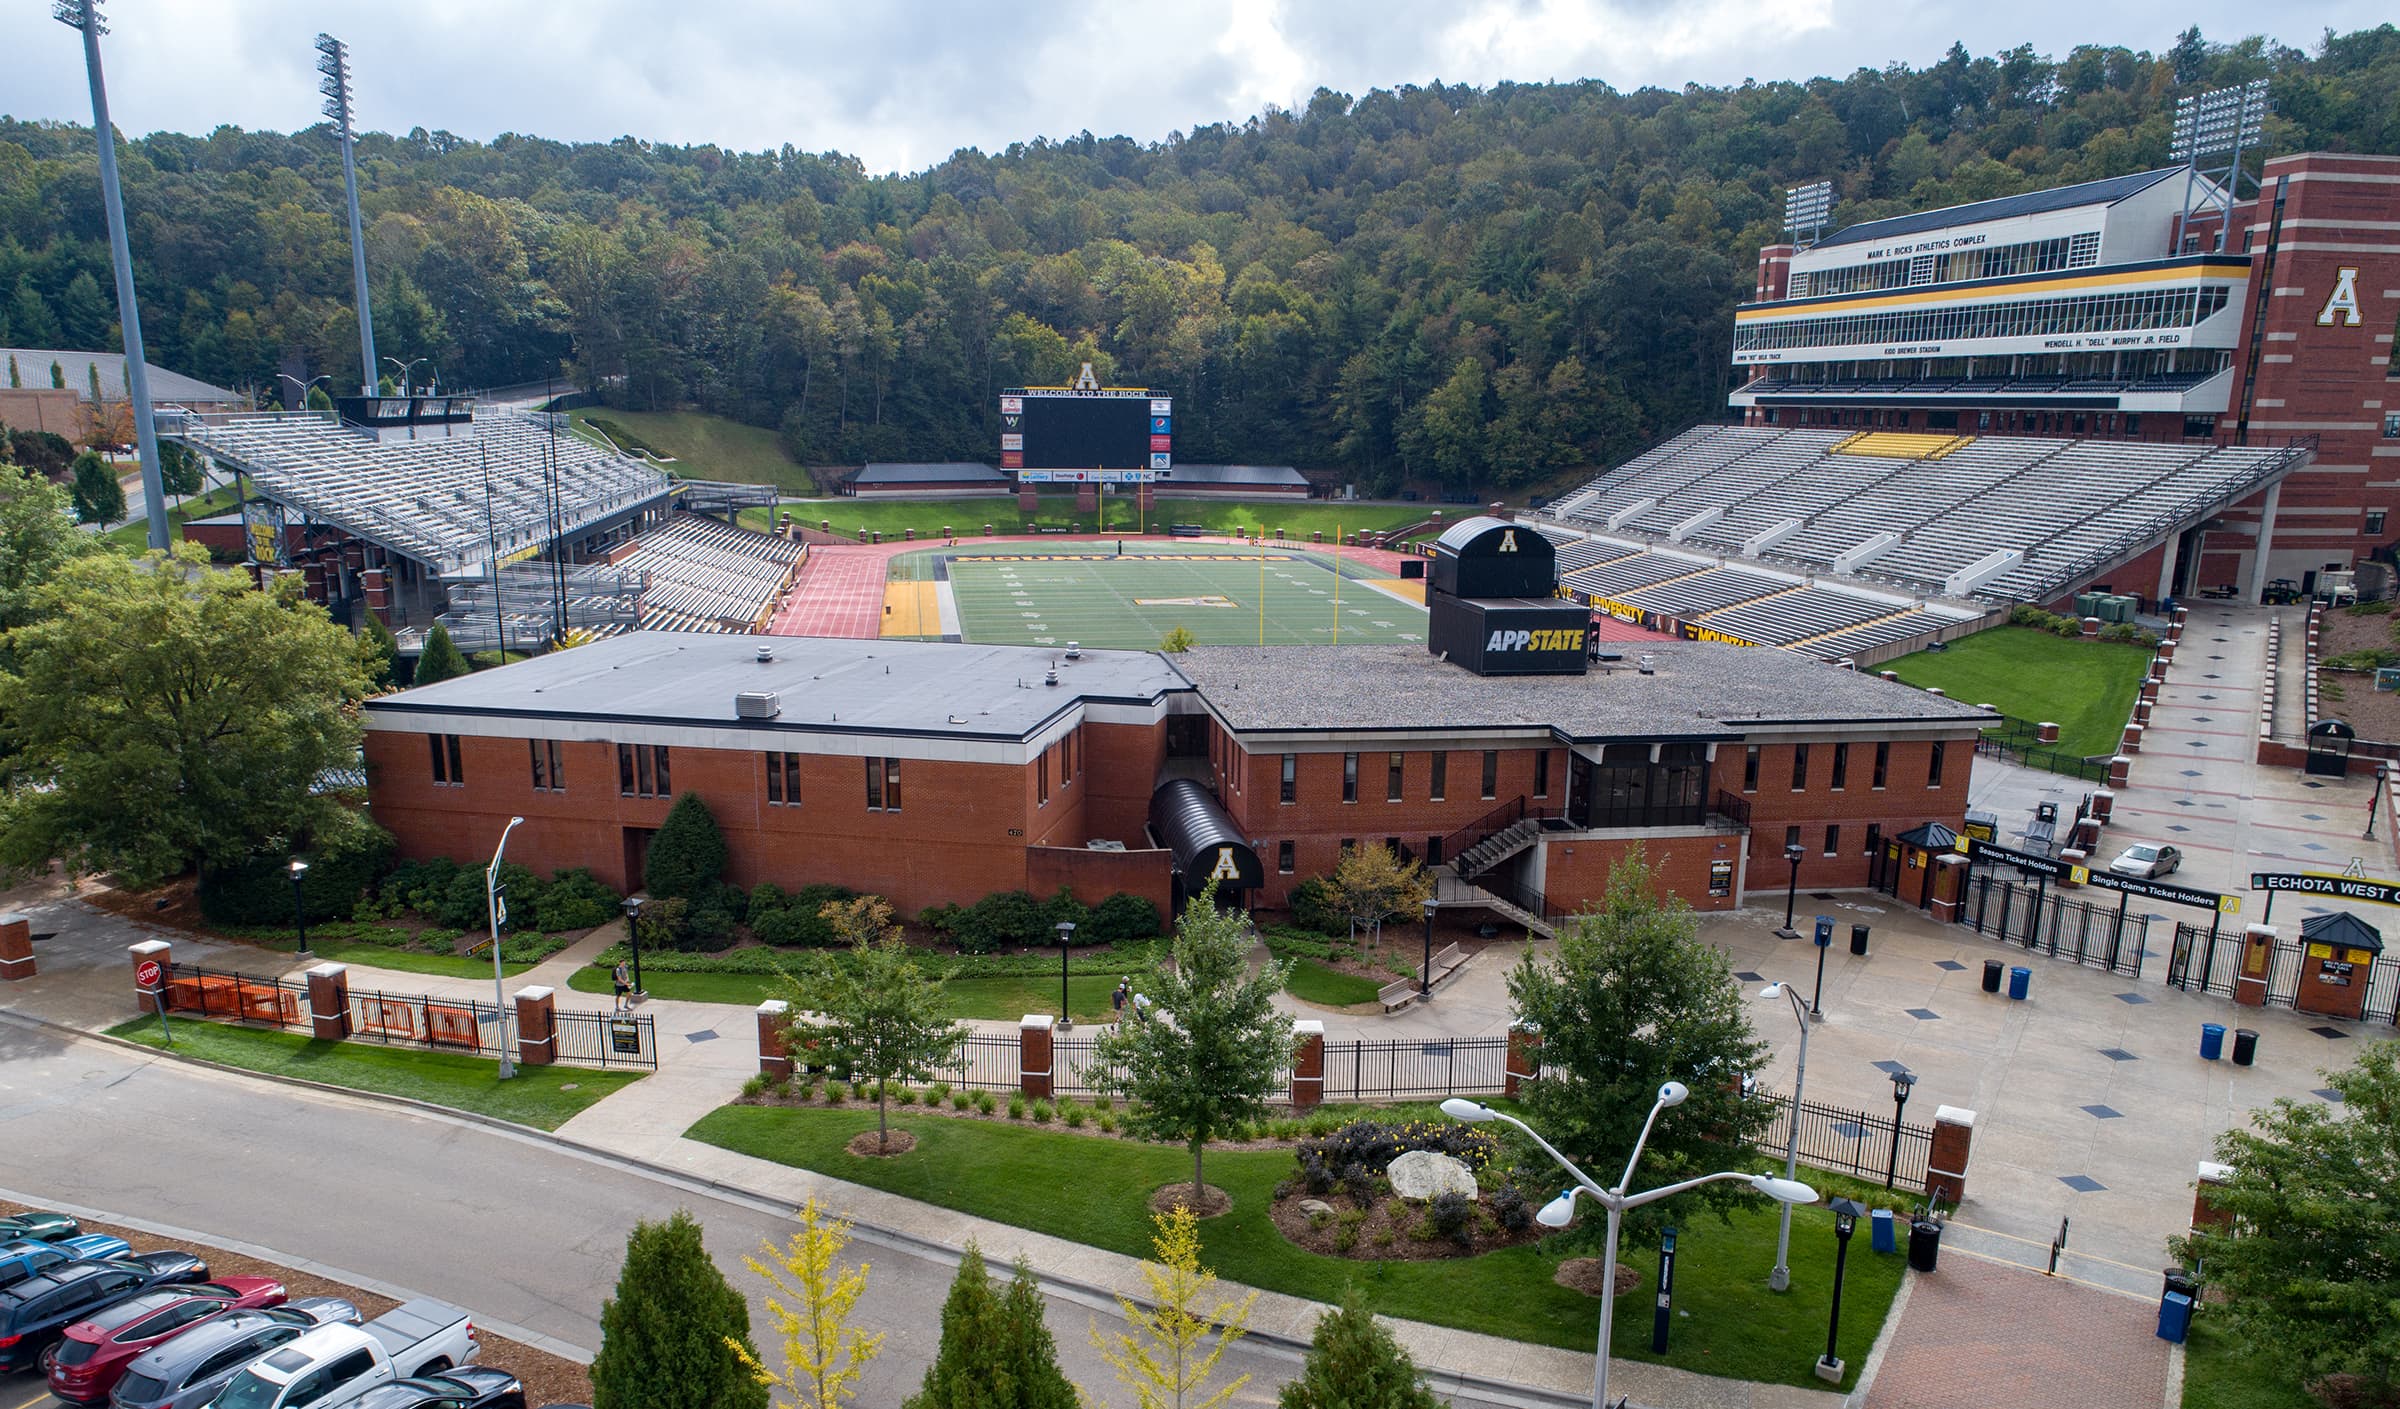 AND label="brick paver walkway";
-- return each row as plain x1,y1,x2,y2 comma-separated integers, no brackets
1864,1256,2167,1409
